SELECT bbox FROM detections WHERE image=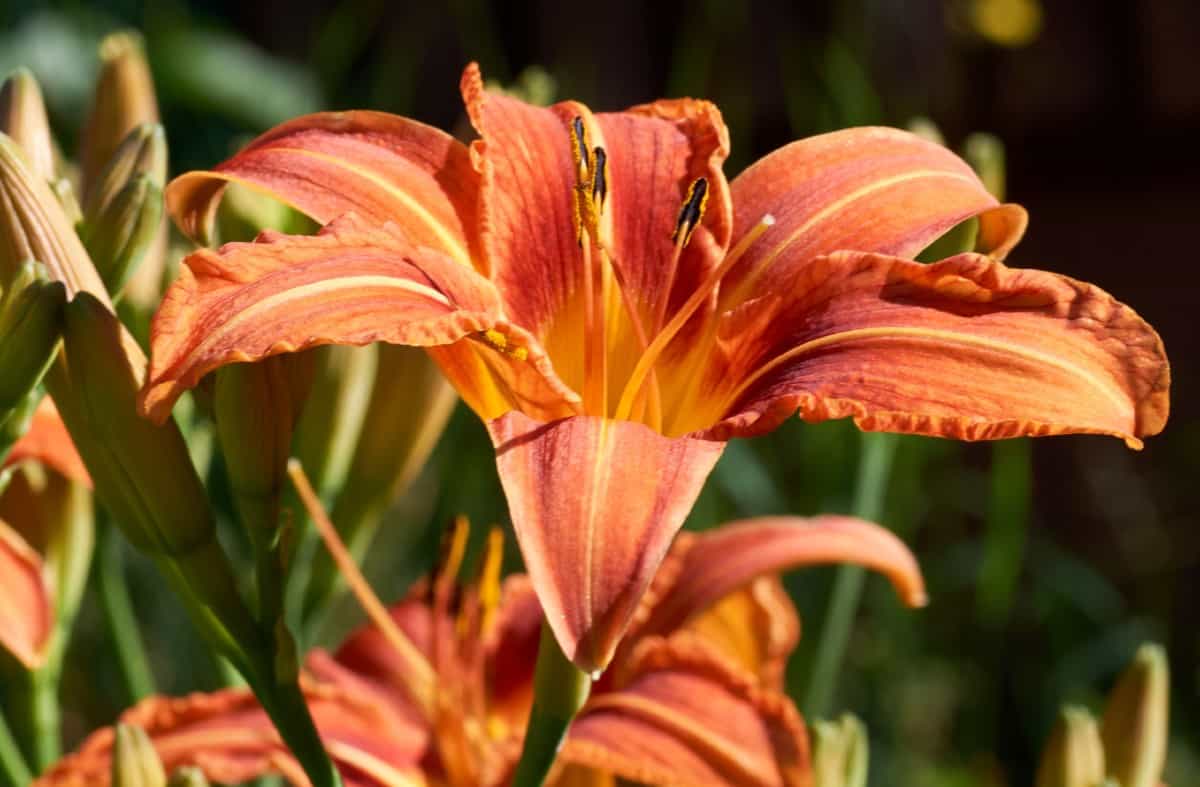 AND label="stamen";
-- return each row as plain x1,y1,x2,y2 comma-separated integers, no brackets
614,214,775,423
478,527,504,634
569,116,590,181
287,459,436,717
476,329,529,362
590,146,609,215
671,177,709,247
435,515,470,604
